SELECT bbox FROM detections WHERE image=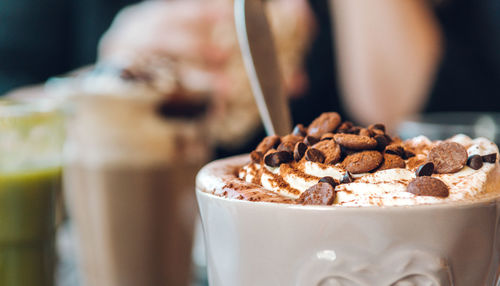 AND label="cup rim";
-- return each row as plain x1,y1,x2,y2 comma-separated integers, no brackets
196,154,500,212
